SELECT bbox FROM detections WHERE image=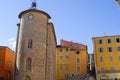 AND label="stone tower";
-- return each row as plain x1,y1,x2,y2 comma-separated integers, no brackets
15,4,56,80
